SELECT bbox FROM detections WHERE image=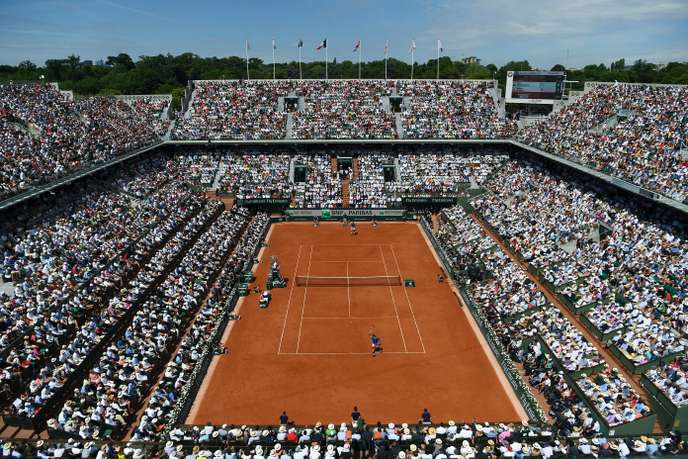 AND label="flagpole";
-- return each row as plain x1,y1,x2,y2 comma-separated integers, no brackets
272,40,276,80
325,45,328,80
436,40,440,79
245,40,250,80
411,46,415,80
384,41,388,80
358,42,362,79
298,45,302,80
